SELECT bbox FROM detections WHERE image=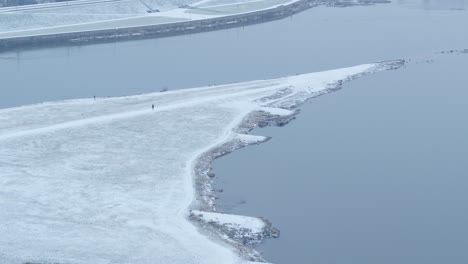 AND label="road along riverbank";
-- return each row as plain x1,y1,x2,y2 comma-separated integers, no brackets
0,0,388,52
